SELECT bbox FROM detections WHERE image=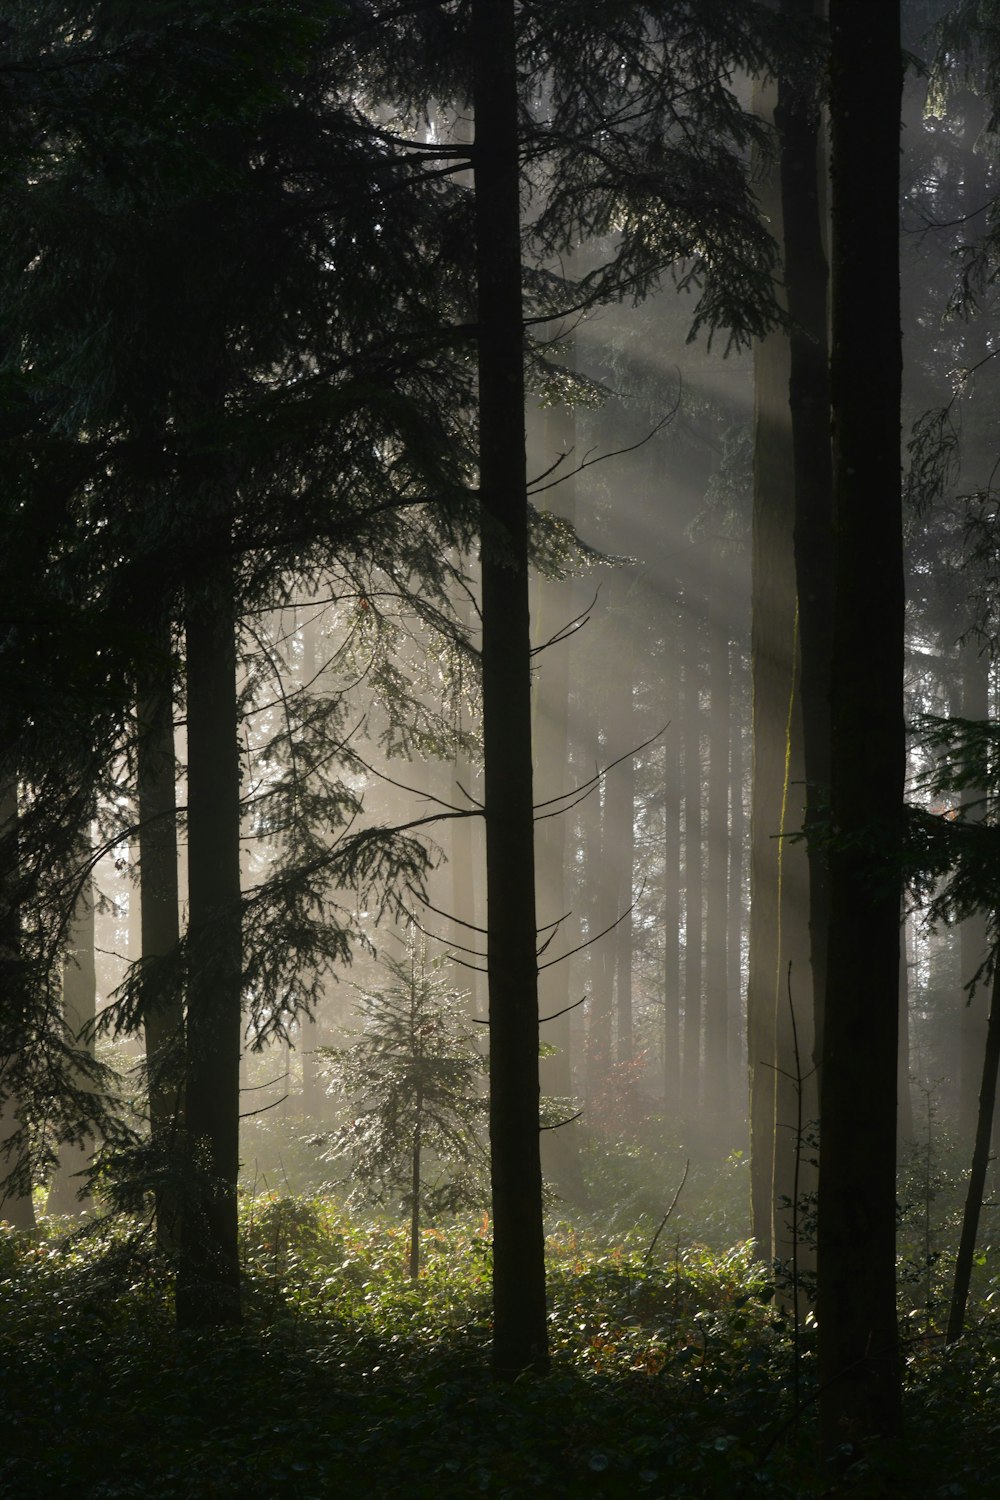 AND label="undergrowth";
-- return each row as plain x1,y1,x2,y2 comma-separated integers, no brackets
0,1197,998,1499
